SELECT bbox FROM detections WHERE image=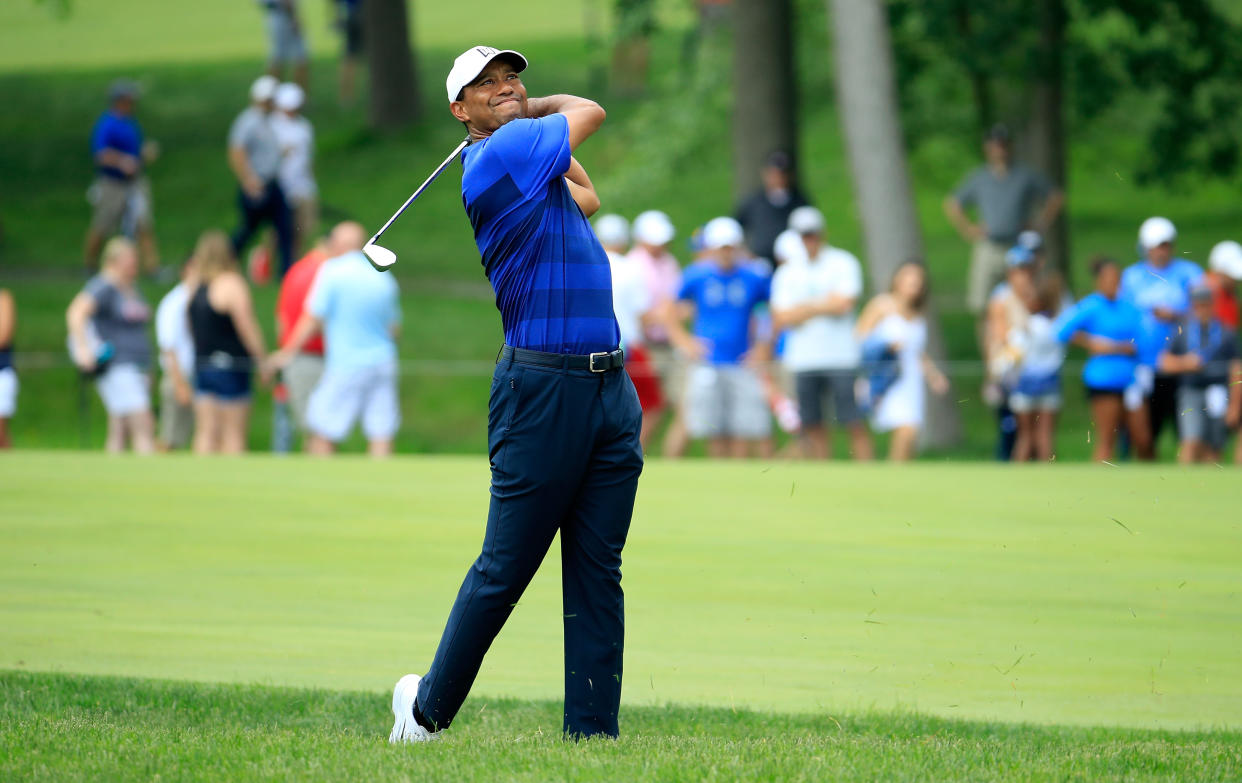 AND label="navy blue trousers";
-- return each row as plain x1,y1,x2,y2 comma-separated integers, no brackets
231,181,293,278
417,355,644,739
